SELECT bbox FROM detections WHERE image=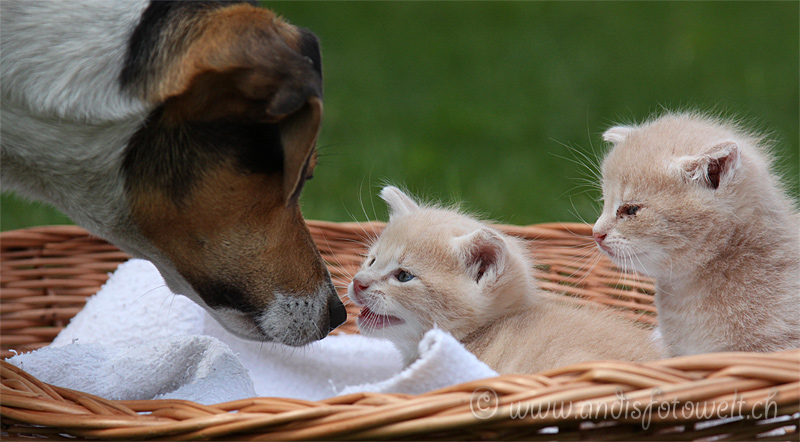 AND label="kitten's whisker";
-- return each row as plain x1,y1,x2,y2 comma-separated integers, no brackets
585,119,604,178
567,203,593,227
549,139,603,183
567,187,603,198
540,242,603,282
618,245,653,321
330,253,358,282
346,210,379,248
358,179,372,224
553,250,604,289
368,179,379,222
626,243,660,286
344,185,381,246
318,231,357,282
